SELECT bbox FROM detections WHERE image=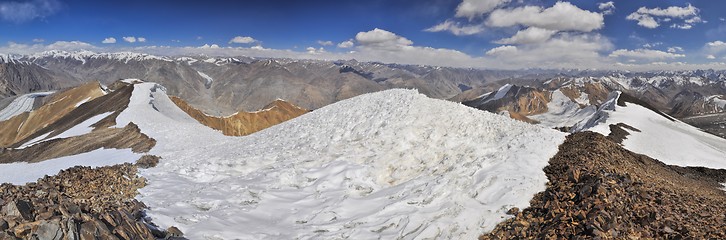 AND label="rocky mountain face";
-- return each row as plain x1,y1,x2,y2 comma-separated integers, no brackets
5,51,529,115
0,56,76,99
169,96,308,136
458,71,726,134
